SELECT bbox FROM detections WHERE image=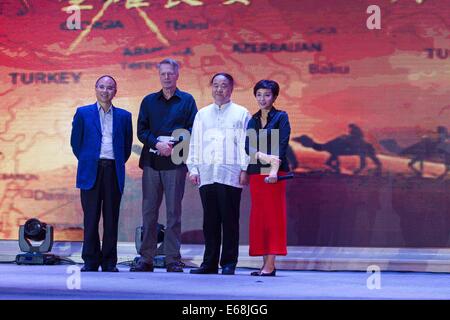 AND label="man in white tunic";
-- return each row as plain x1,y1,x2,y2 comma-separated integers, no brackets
187,73,250,275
